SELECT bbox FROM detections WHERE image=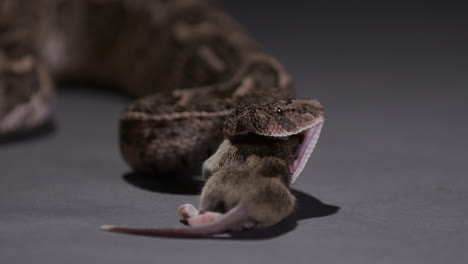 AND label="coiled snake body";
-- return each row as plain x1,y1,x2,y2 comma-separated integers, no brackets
0,0,323,178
